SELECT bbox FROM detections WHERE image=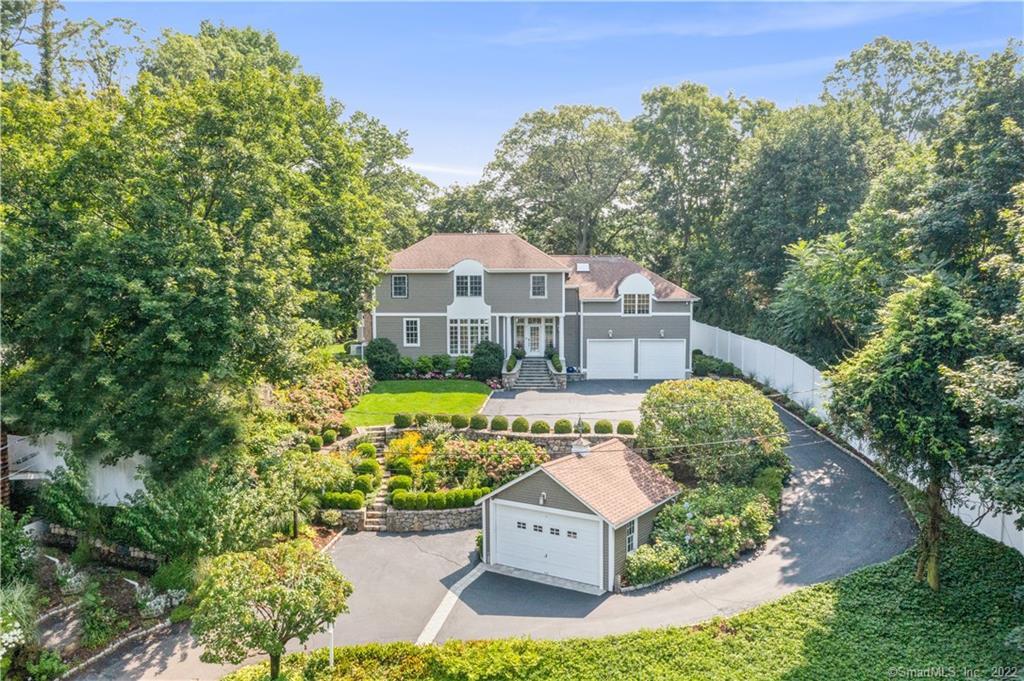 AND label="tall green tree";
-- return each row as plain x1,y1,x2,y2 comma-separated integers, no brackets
827,274,979,591
823,36,977,141
631,83,741,282
418,182,497,235
192,540,352,680
486,105,637,254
